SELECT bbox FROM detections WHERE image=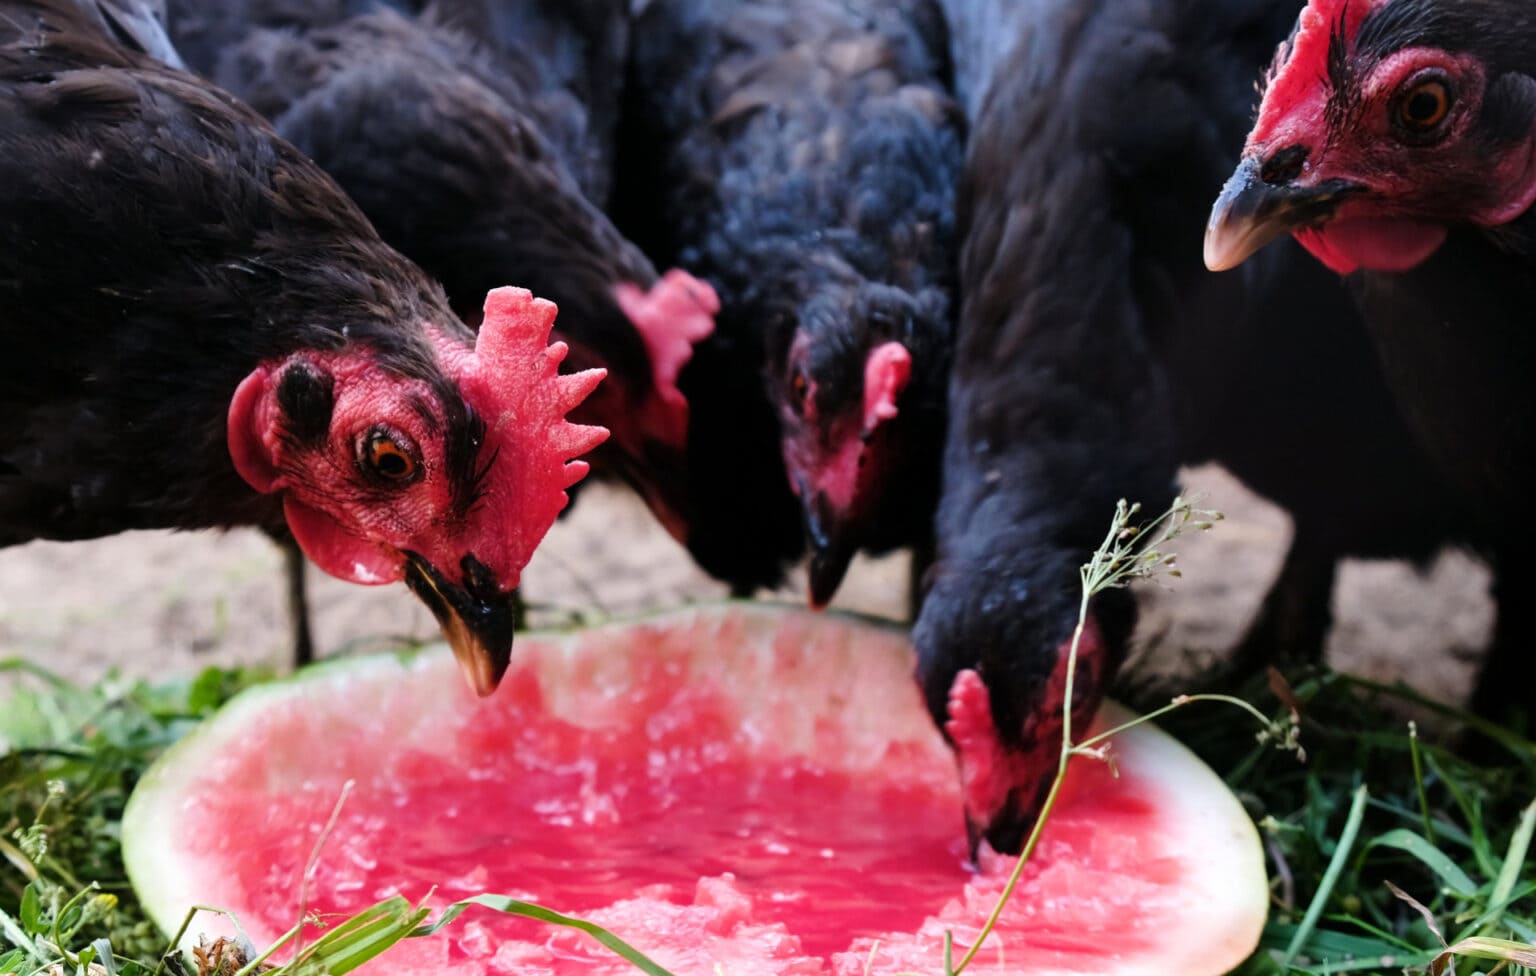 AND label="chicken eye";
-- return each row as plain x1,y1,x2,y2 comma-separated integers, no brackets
362,430,418,483
1396,78,1452,135
791,370,809,403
